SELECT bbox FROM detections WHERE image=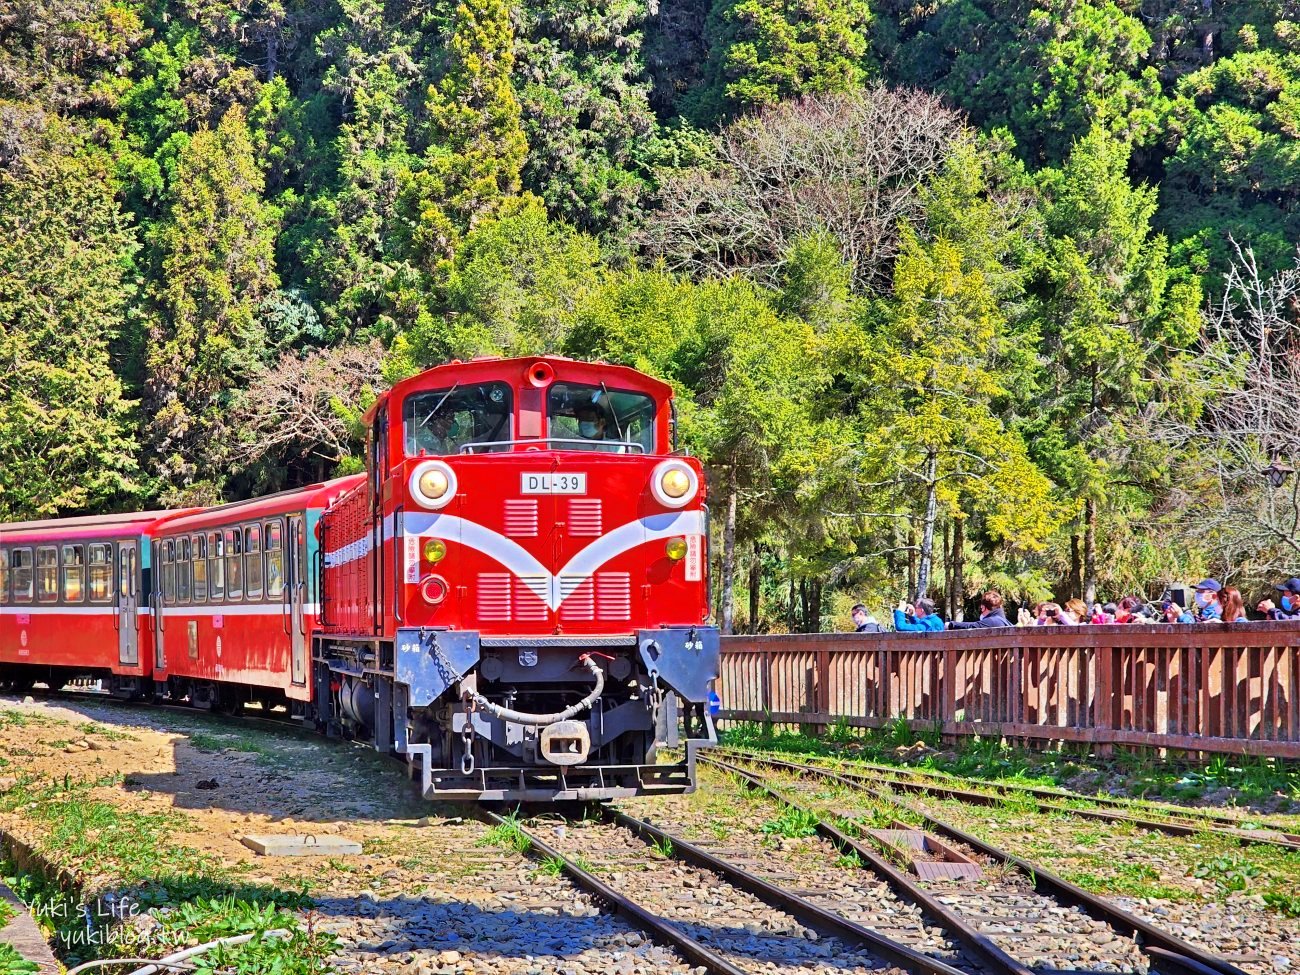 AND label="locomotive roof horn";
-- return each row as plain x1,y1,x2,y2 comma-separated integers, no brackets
527,360,555,387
